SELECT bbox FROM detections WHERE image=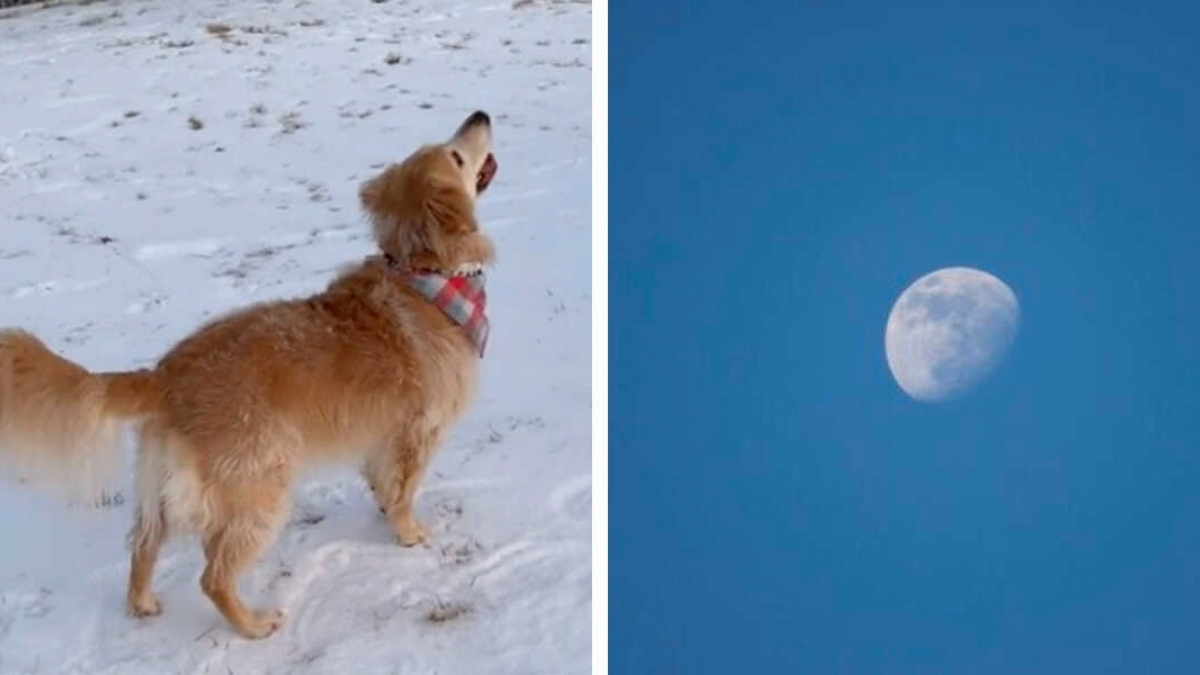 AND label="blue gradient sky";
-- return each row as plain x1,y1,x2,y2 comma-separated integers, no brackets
610,1,1200,671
